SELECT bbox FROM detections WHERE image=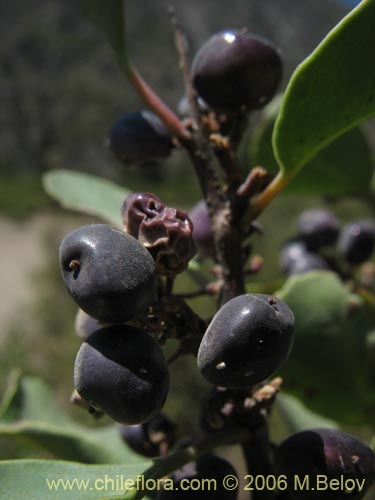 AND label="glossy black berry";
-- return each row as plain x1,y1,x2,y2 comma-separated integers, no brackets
297,209,340,249
59,224,156,324
274,428,375,500
338,219,375,265
119,413,176,457
157,454,238,499
74,325,170,424
280,239,331,276
198,293,294,388
280,240,308,275
122,192,197,277
287,251,330,276
192,30,282,112
108,111,172,165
